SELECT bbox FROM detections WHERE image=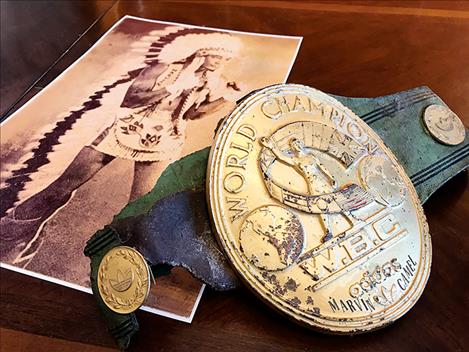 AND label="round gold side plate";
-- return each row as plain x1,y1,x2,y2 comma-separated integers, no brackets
97,246,151,314
207,84,431,334
423,104,465,145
